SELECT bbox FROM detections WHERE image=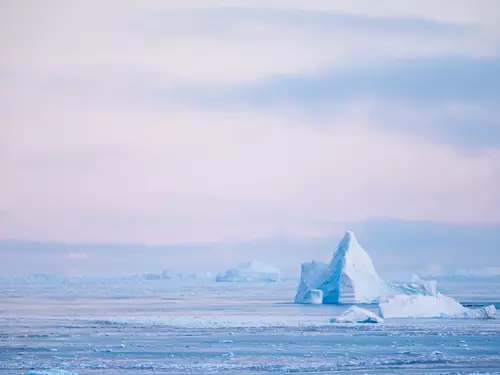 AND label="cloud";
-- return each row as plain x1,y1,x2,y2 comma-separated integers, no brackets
149,55,499,150
1,93,499,242
223,56,500,103
1,3,498,88
0,1,499,244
